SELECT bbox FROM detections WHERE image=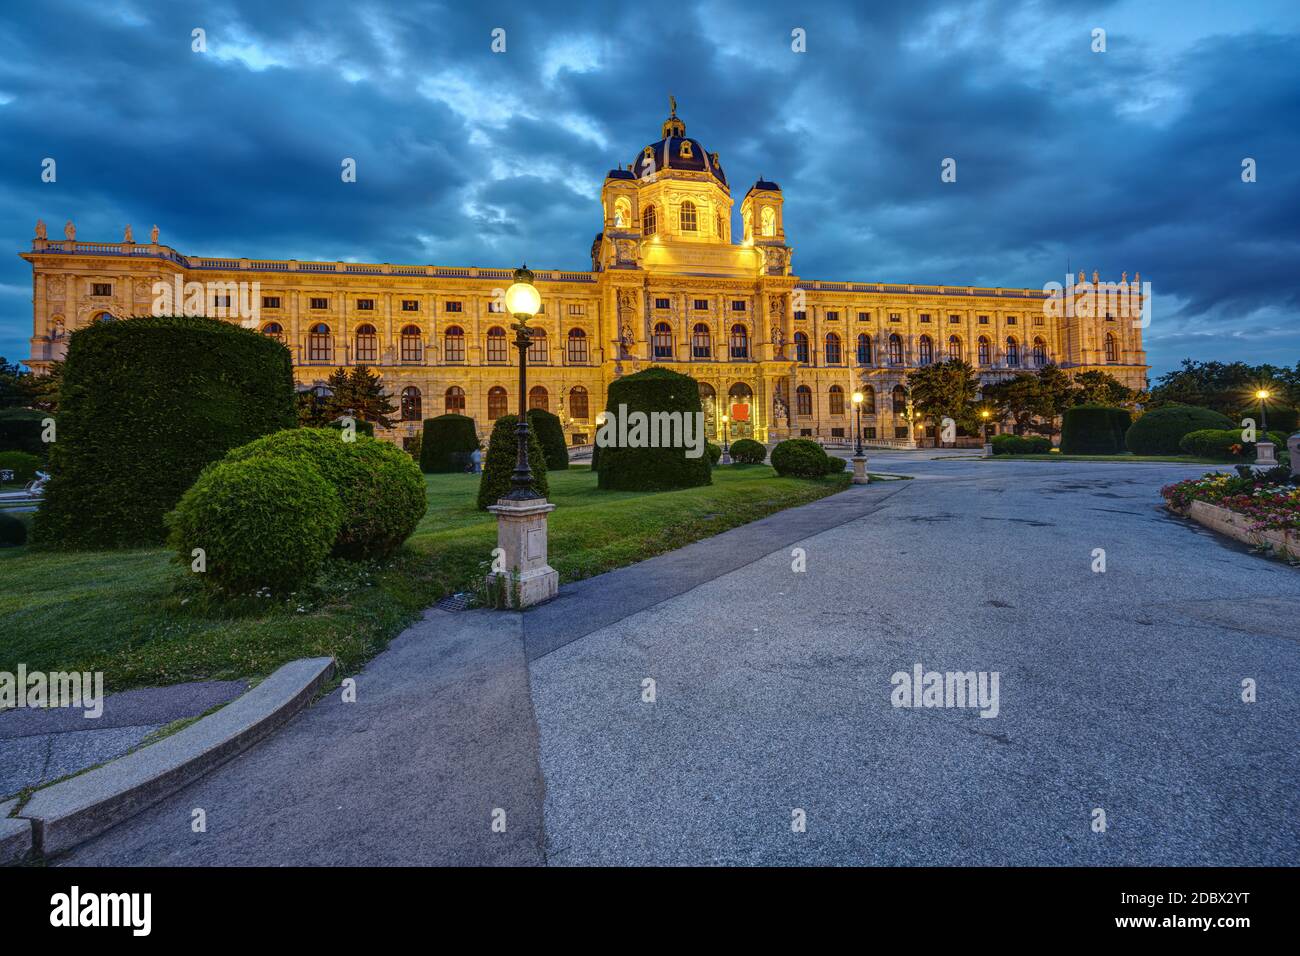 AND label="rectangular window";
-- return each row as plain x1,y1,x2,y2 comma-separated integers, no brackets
1034,316,1044,326
356,298,375,311
889,312,901,323
831,427,845,438
568,304,585,315
949,314,960,324
800,428,813,437
978,315,989,324
213,295,231,308
91,283,112,297
262,296,281,310
655,298,670,310
401,300,419,312
1105,313,1115,322
488,300,504,313
826,311,839,321
310,297,328,310
1006,315,1016,325
445,301,462,313
732,300,747,312
486,335,508,363
794,310,807,321
693,299,709,311
895,426,910,439
862,426,877,440
857,312,870,322
571,433,588,445
920,313,931,323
